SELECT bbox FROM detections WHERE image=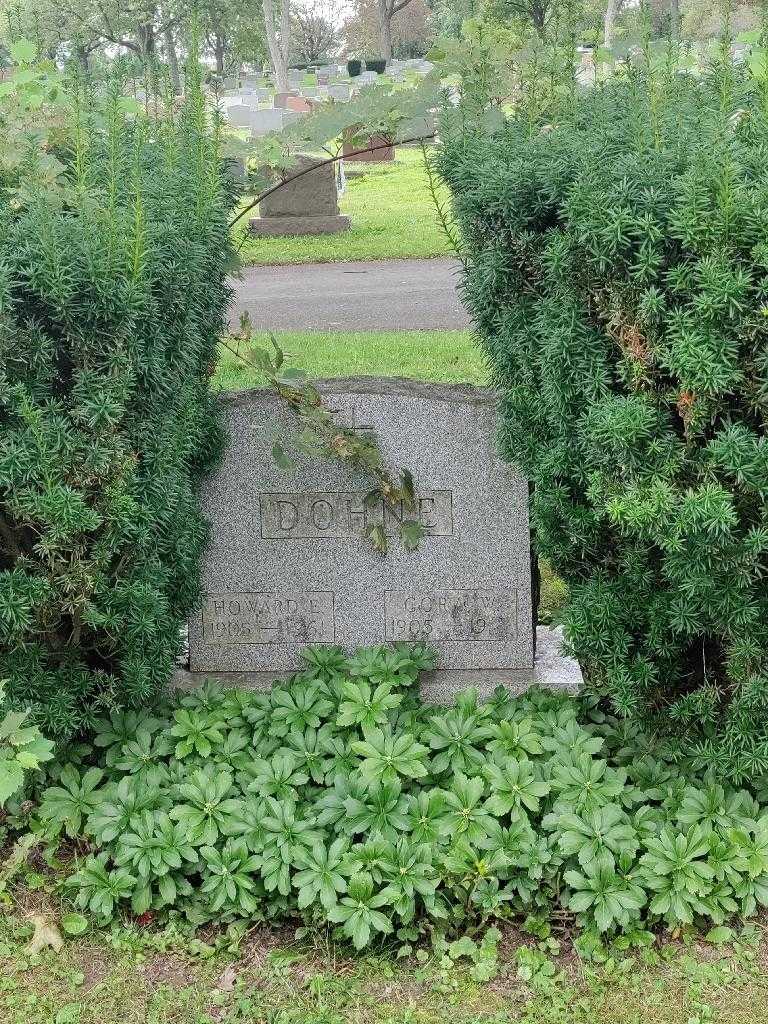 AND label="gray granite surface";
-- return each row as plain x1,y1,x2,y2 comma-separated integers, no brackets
188,378,539,697
259,154,341,219
175,627,582,702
